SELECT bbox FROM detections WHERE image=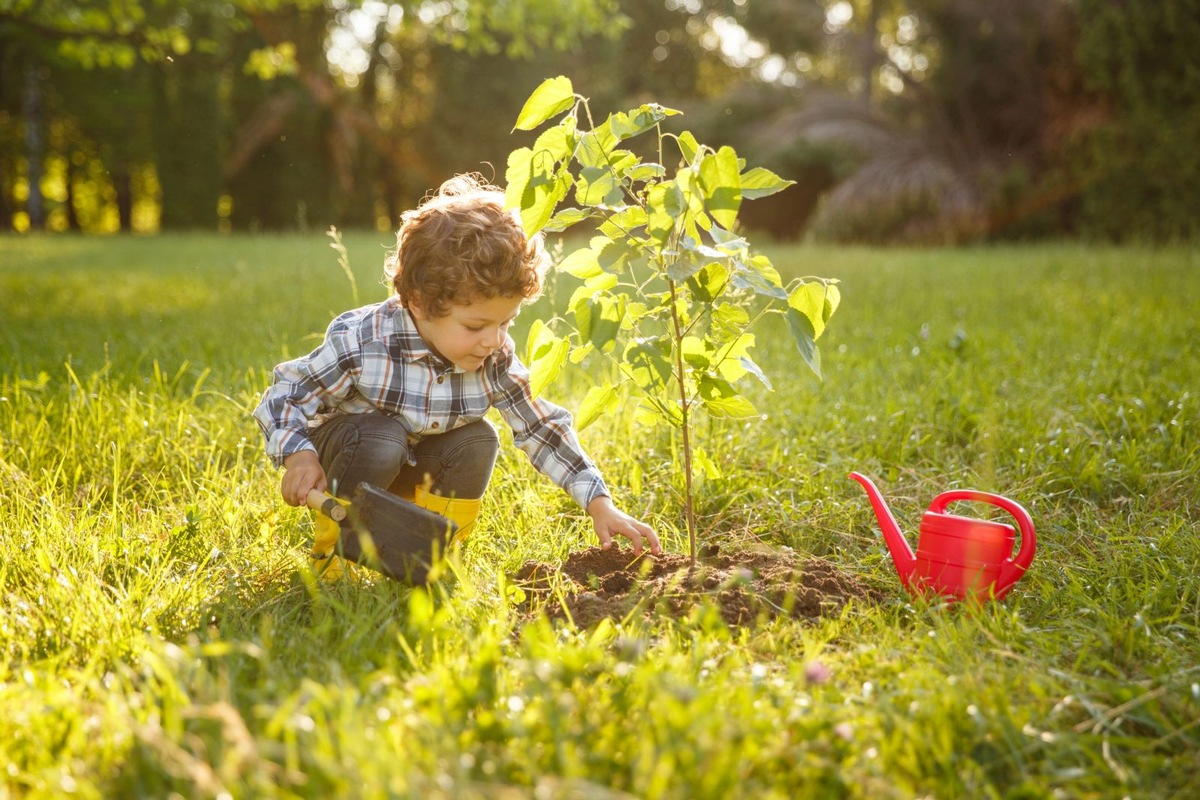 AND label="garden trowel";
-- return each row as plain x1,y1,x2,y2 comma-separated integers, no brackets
305,483,458,584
